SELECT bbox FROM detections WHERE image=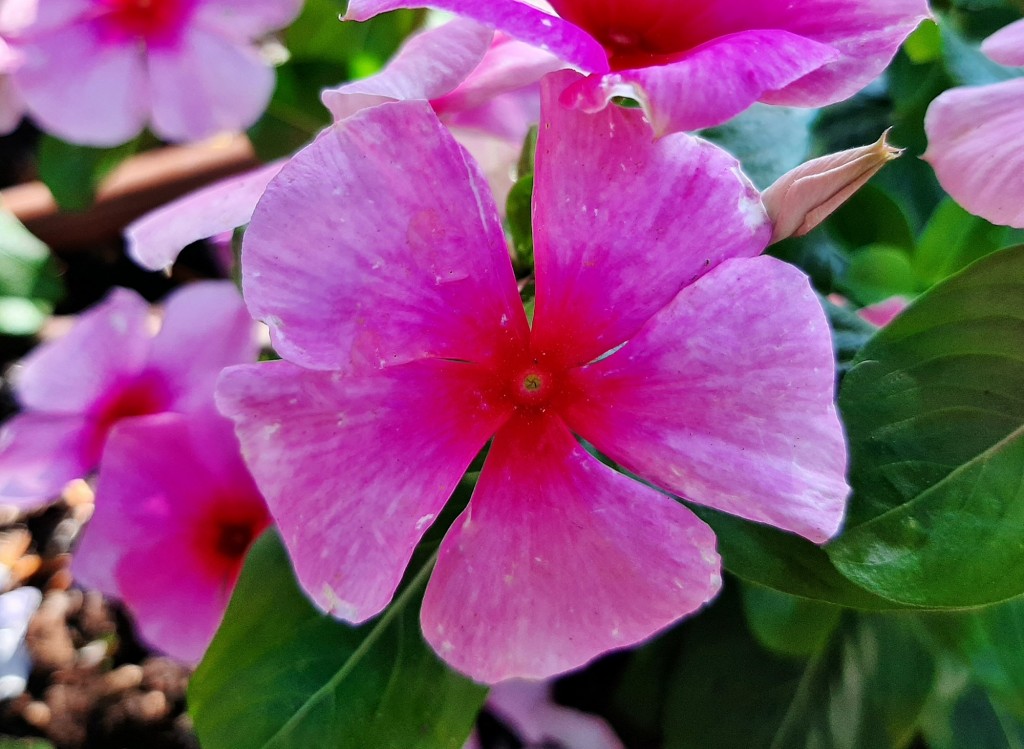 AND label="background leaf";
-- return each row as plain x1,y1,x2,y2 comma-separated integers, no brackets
0,208,63,336
189,531,486,749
